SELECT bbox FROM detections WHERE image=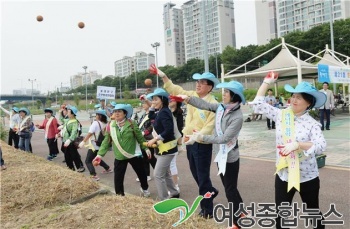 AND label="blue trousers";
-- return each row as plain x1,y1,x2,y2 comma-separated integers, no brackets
187,142,216,215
